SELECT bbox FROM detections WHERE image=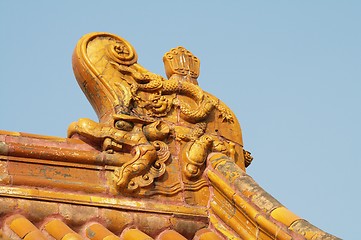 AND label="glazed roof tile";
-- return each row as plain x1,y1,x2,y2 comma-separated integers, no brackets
0,130,339,239
1,214,219,240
